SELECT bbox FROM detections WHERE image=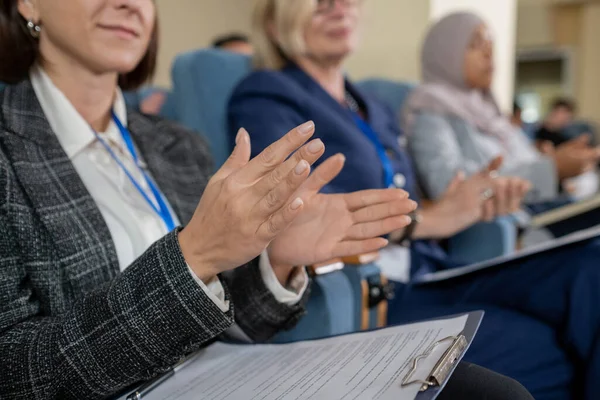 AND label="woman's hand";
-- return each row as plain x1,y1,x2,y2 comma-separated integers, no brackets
484,174,531,220
415,157,530,239
178,122,327,281
543,135,600,180
267,154,417,273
